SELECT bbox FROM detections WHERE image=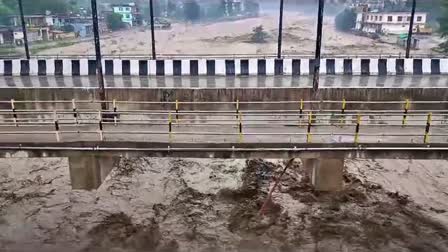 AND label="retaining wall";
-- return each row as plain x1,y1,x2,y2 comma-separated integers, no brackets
1,58,448,76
